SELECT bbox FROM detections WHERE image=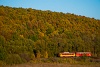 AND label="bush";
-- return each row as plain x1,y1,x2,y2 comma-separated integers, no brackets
5,54,23,64
0,47,7,60
0,61,6,66
19,52,35,62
